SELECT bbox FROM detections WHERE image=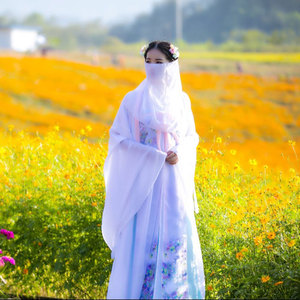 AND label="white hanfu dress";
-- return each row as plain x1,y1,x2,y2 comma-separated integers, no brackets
102,90,206,299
